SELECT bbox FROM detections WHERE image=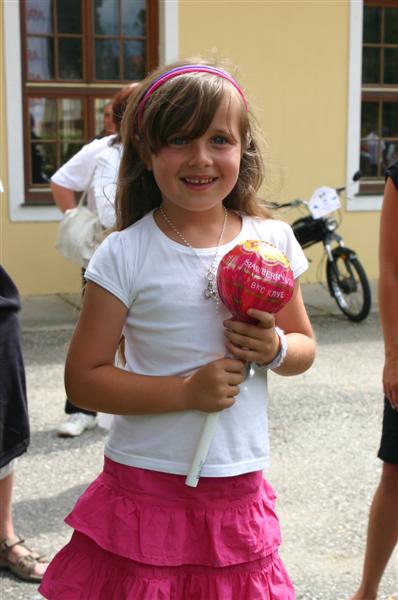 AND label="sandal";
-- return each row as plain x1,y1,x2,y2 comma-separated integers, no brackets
0,535,48,583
